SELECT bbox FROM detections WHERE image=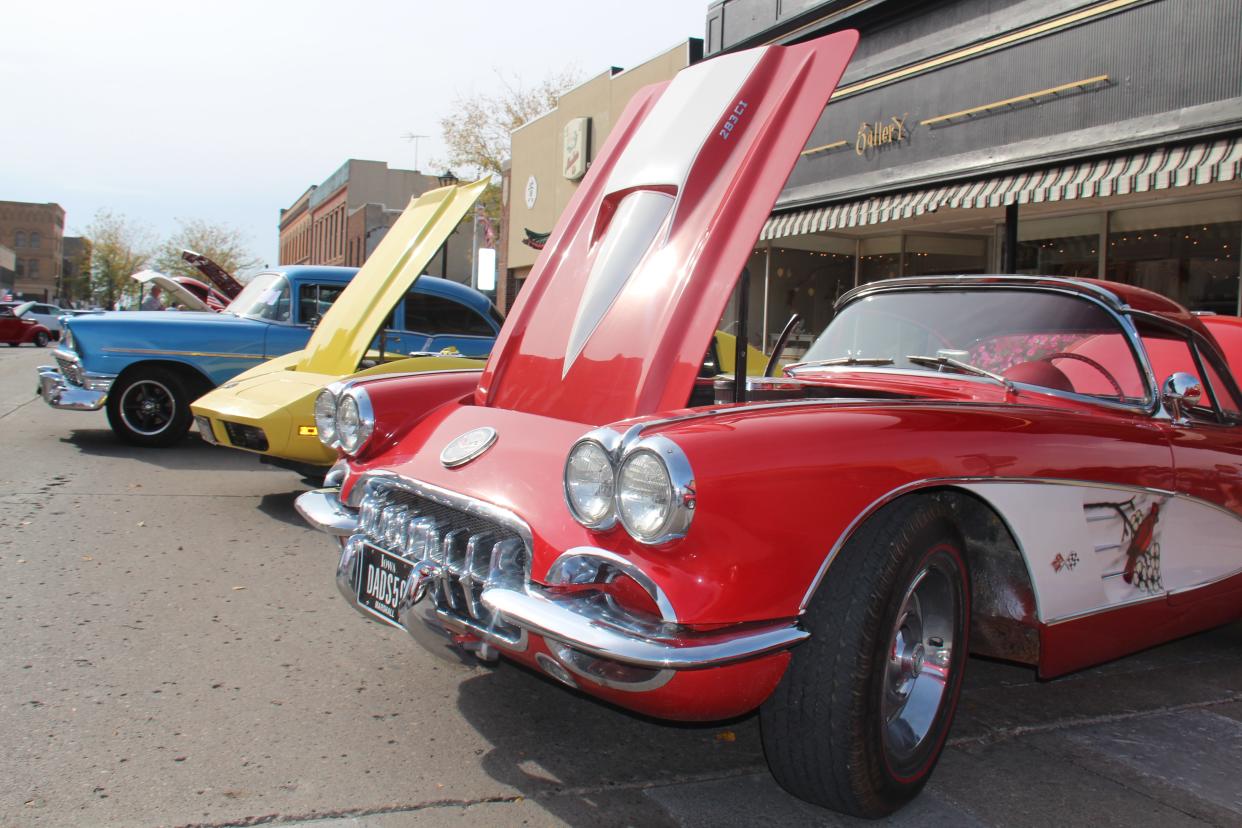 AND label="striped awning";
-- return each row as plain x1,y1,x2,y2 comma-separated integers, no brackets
761,135,1242,241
